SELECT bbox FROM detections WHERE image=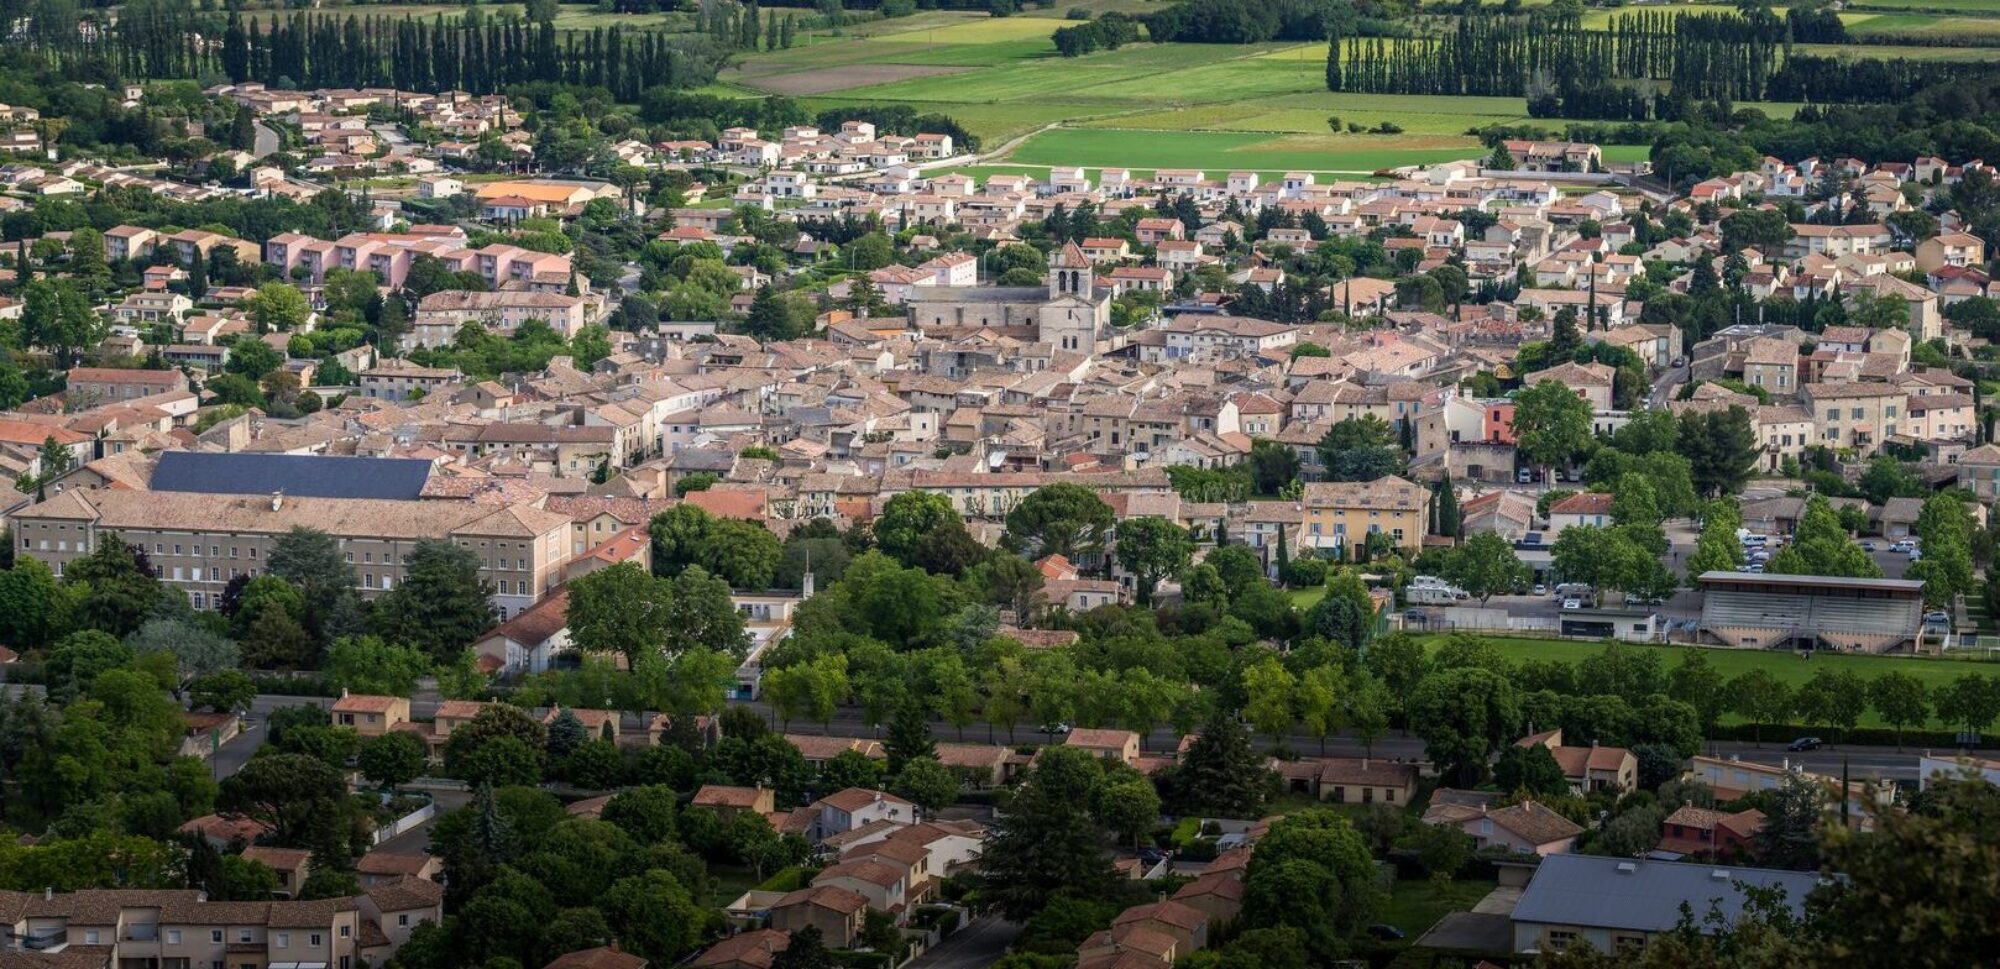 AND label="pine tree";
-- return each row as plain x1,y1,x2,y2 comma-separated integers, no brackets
886,700,935,774
1437,470,1460,538
187,246,207,300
